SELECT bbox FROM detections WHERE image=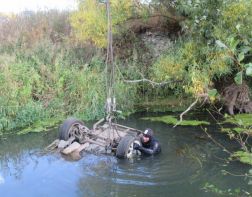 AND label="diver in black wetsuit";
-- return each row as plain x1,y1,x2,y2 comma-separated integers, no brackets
133,128,161,156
